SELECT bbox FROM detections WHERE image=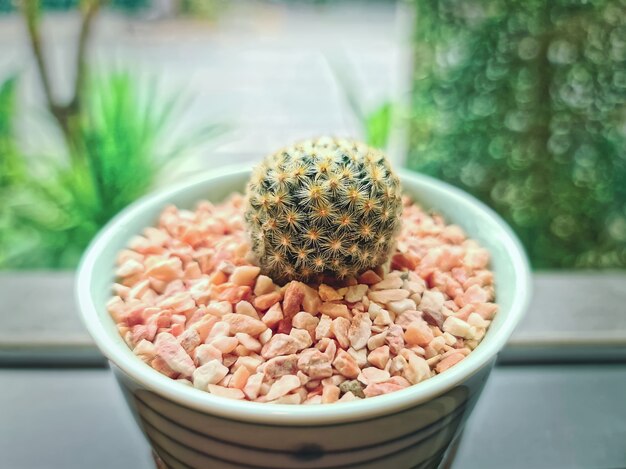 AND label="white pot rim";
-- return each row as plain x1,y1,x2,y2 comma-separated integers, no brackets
76,164,531,425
